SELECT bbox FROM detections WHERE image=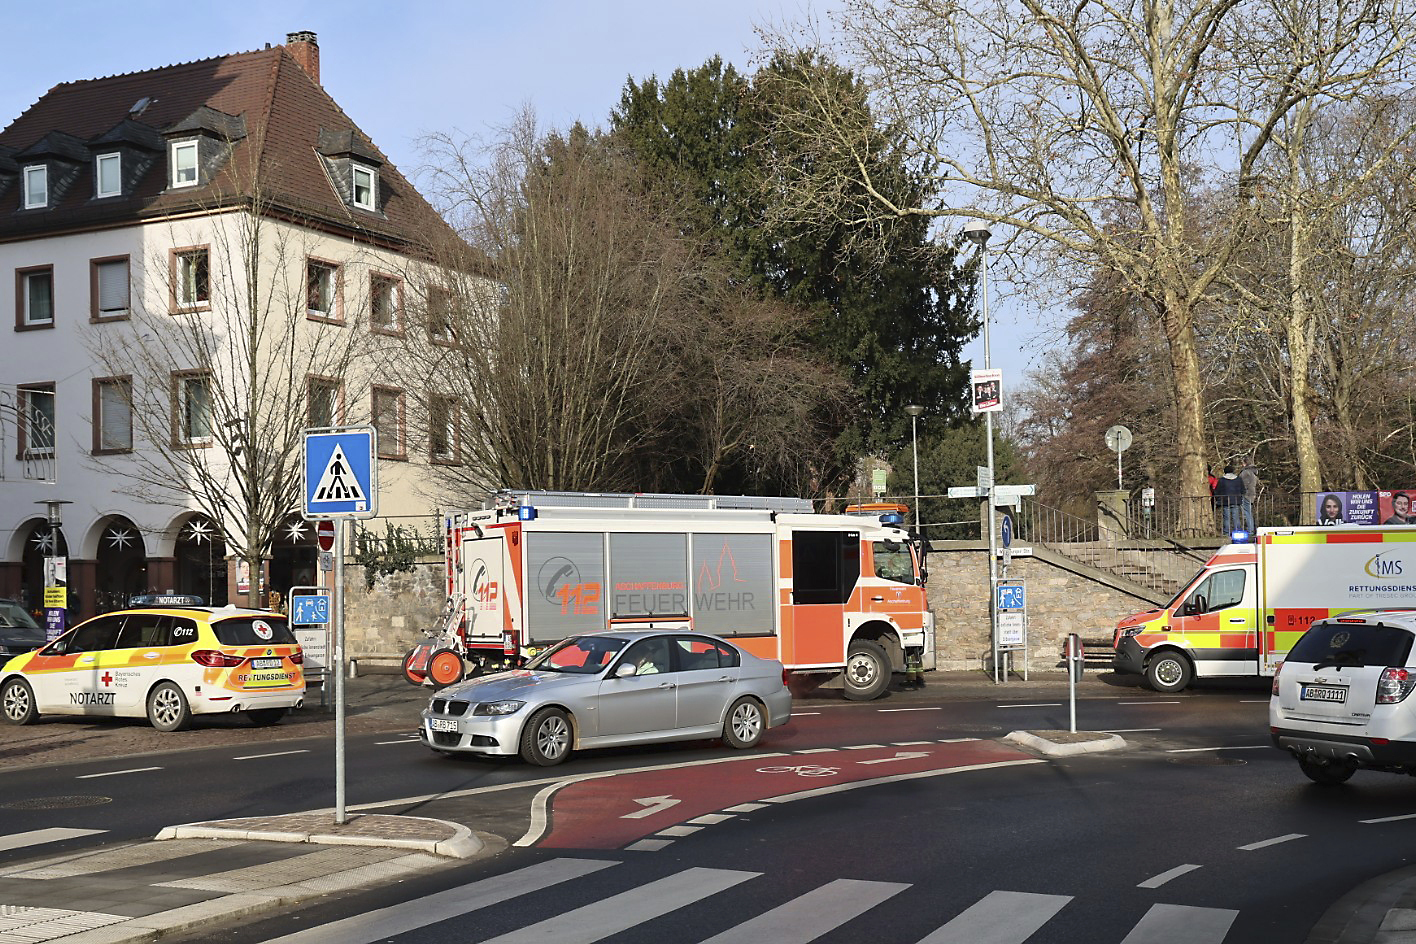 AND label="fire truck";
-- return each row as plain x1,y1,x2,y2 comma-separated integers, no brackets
402,490,932,700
